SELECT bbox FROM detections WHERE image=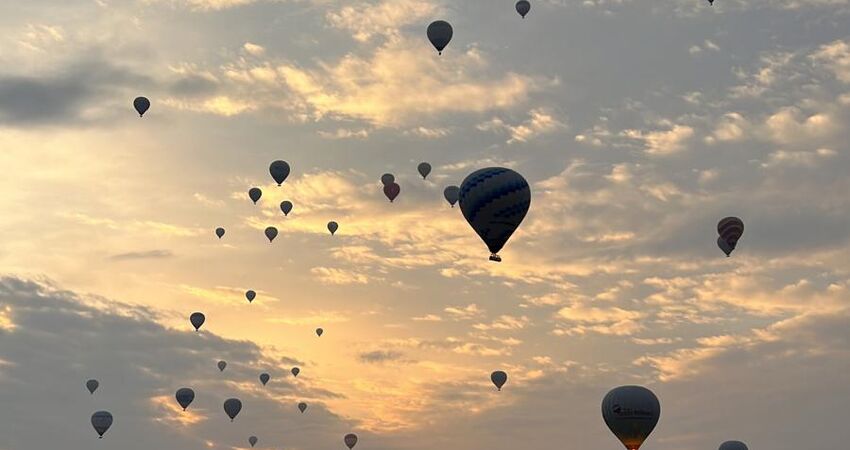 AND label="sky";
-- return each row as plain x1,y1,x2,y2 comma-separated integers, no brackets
0,0,849,449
